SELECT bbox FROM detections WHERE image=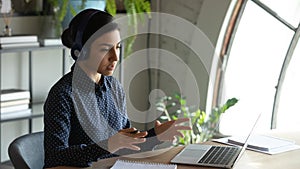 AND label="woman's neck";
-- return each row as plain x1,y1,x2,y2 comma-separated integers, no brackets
77,62,101,84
